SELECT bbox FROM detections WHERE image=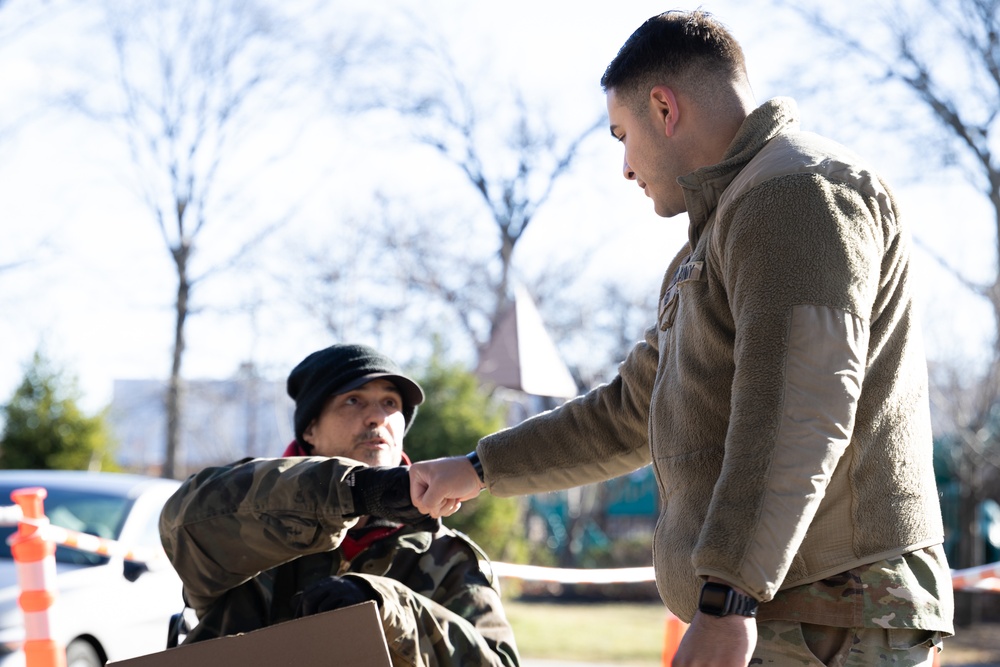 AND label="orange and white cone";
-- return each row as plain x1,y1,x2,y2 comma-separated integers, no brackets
9,488,66,667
